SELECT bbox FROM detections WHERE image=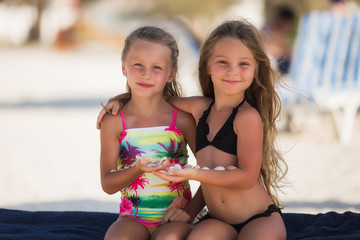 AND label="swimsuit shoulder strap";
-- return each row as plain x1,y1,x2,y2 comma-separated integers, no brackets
171,107,178,127
119,110,127,144
120,110,126,130
231,98,246,116
201,100,215,119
